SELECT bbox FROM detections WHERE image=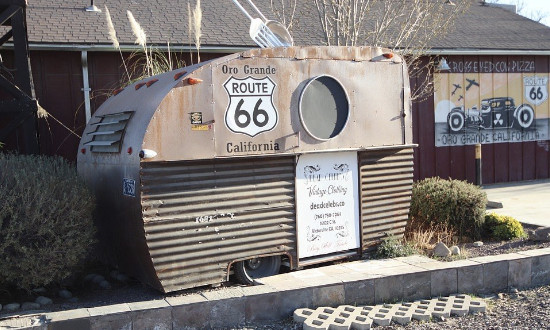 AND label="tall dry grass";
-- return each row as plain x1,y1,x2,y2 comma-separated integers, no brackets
192,0,203,63
101,8,189,86
404,217,459,252
105,6,130,82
